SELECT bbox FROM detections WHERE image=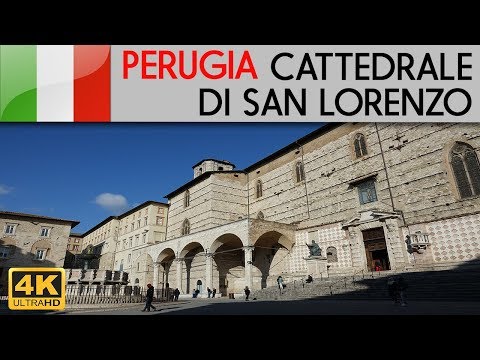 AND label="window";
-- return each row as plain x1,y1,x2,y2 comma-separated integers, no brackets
137,220,141,229
142,234,146,243
131,223,134,231
357,179,378,205
73,245,79,251
135,235,139,246
354,133,368,158
158,207,164,214
128,254,131,263
326,246,338,263
295,161,305,182
137,263,140,271
156,217,164,226
256,180,263,198
144,217,148,226
182,219,190,235
34,249,47,260
0,246,12,258
4,224,16,235
119,260,124,272
40,227,50,237
129,237,133,248
184,190,190,207
218,166,224,171
450,142,480,199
